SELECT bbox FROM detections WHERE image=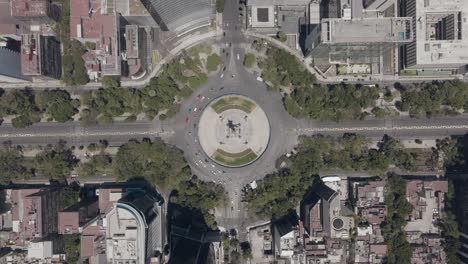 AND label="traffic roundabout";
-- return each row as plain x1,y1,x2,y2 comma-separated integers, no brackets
198,95,270,167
